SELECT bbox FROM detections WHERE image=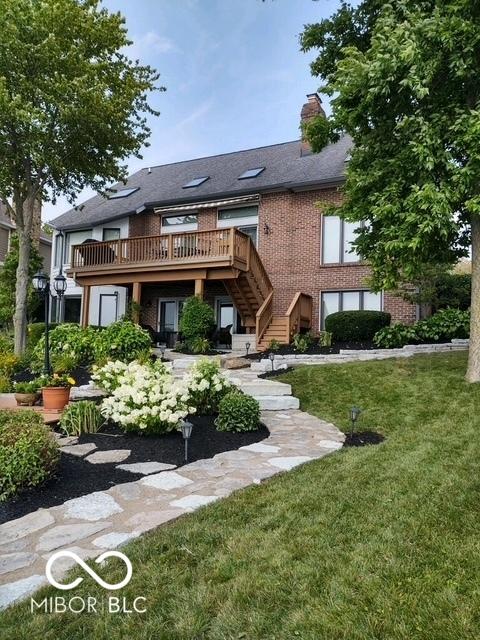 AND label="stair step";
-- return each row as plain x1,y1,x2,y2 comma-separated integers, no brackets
239,381,292,396
254,395,300,410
